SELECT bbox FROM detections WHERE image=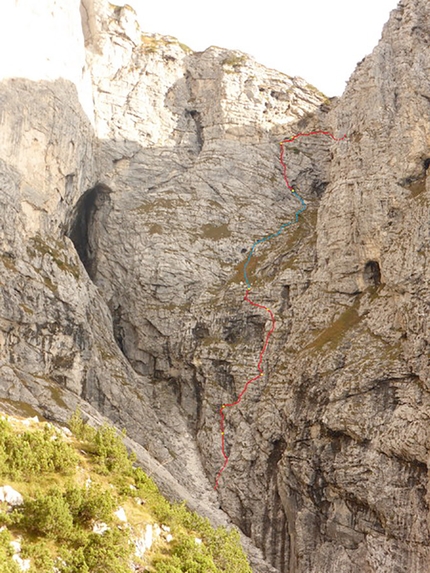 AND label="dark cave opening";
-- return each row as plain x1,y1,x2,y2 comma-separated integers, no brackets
424,158,430,171
363,260,381,287
281,285,290,304
279,285,291,315
186,109,204,153
67,184,111,280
